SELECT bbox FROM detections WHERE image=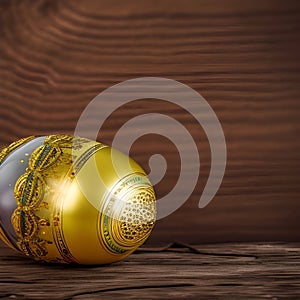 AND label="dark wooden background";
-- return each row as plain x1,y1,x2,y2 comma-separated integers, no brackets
0,0,299,245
